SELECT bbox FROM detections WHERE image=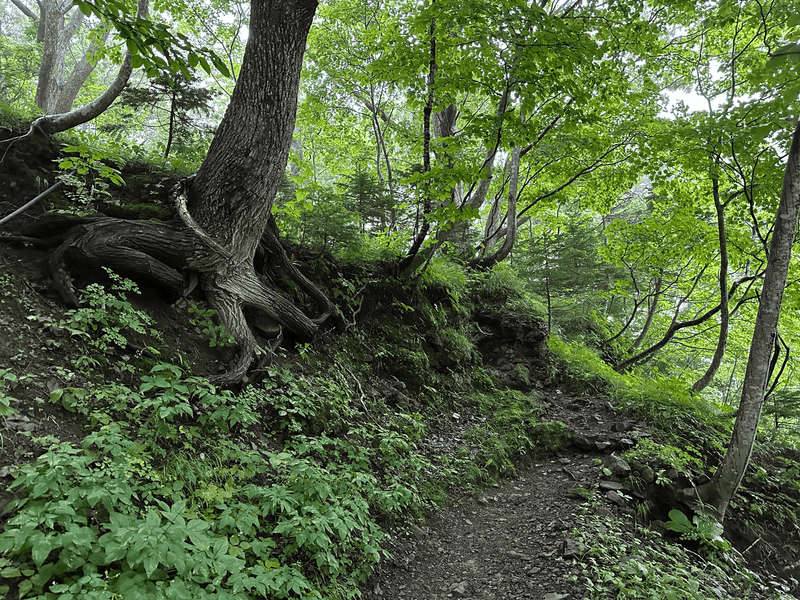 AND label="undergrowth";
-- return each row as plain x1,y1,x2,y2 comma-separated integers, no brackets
0,270,567,599
571,508,795,599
